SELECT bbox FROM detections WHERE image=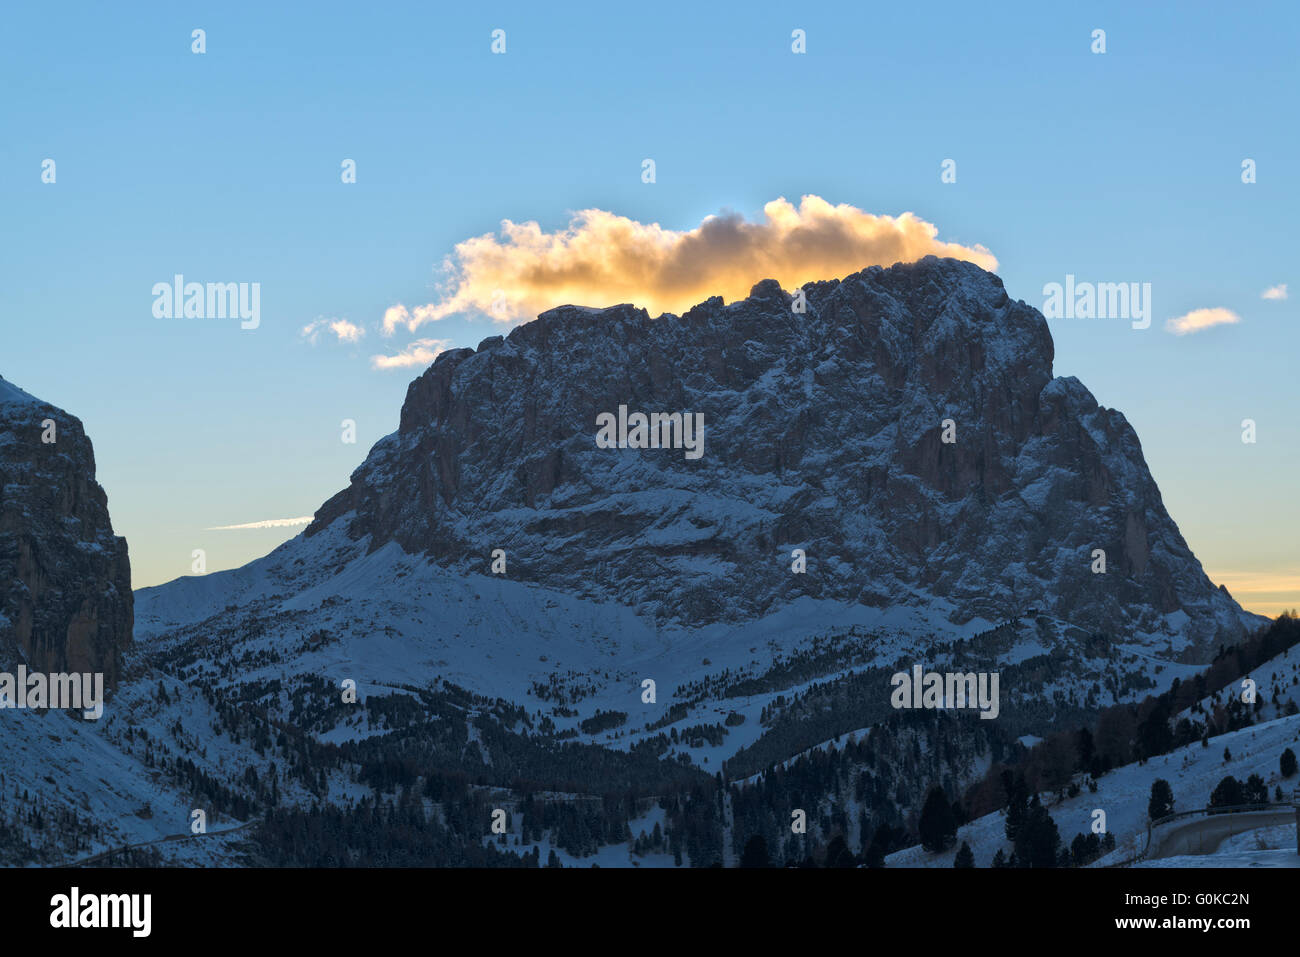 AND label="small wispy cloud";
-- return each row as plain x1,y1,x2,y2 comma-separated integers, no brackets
370,338,454,371
382,305,442,337
1164,307,1241,336
1261,284,1288,301
206,516,315,531
302,317,366,344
